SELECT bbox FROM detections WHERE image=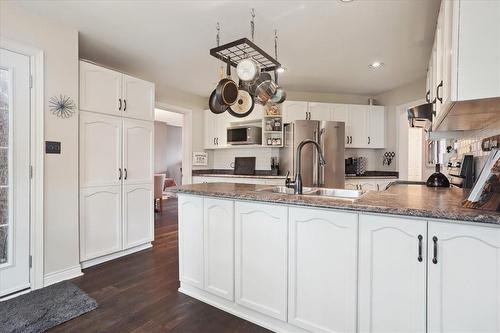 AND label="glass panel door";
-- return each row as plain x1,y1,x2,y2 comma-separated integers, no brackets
0,68,10,266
